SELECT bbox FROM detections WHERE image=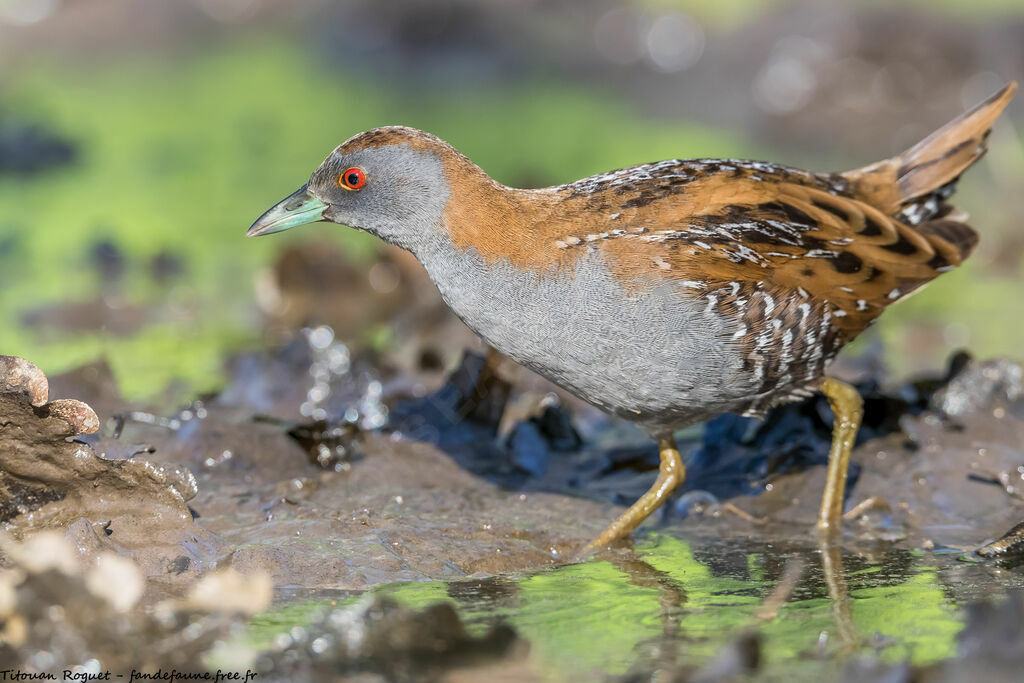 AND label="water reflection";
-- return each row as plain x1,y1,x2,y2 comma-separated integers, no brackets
820,538,857,651
245,532,1005,679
